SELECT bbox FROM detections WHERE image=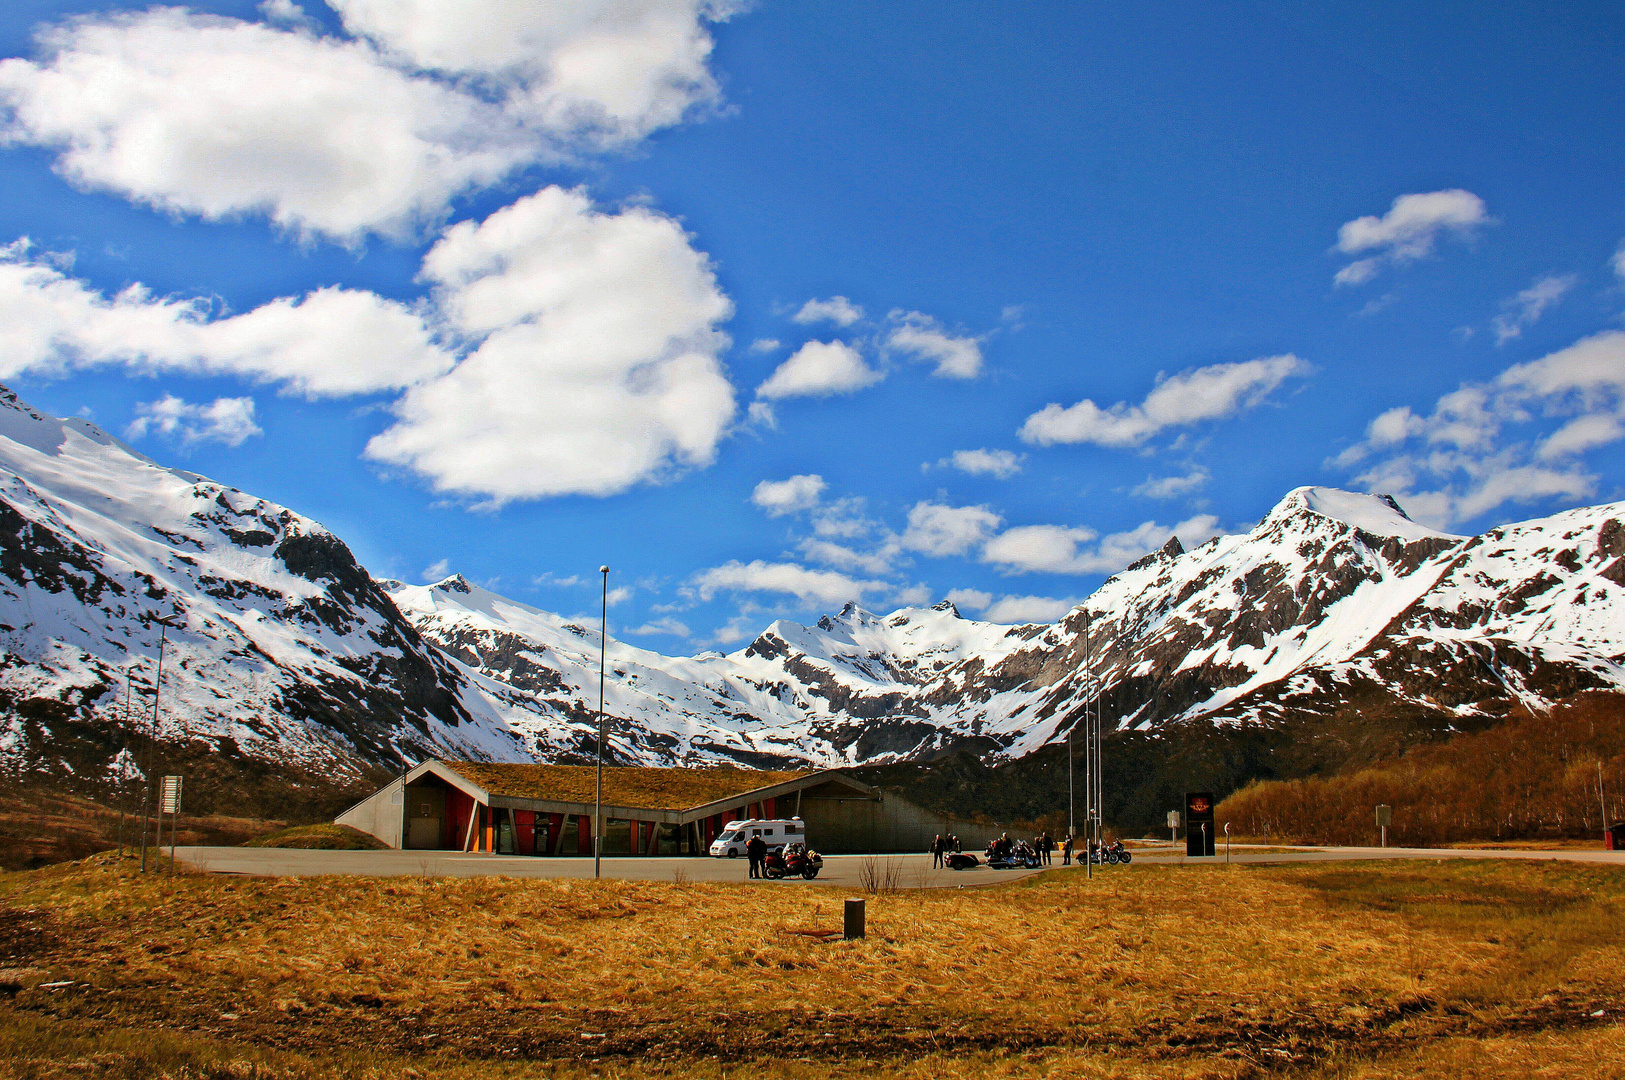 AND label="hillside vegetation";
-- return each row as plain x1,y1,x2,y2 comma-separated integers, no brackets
242,824,387,850
1219,692,1625,846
